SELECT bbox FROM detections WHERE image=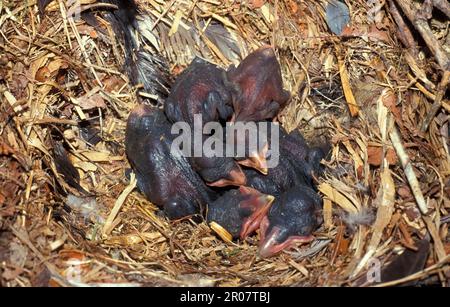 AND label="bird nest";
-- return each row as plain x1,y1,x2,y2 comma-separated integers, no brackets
0,0,449,287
